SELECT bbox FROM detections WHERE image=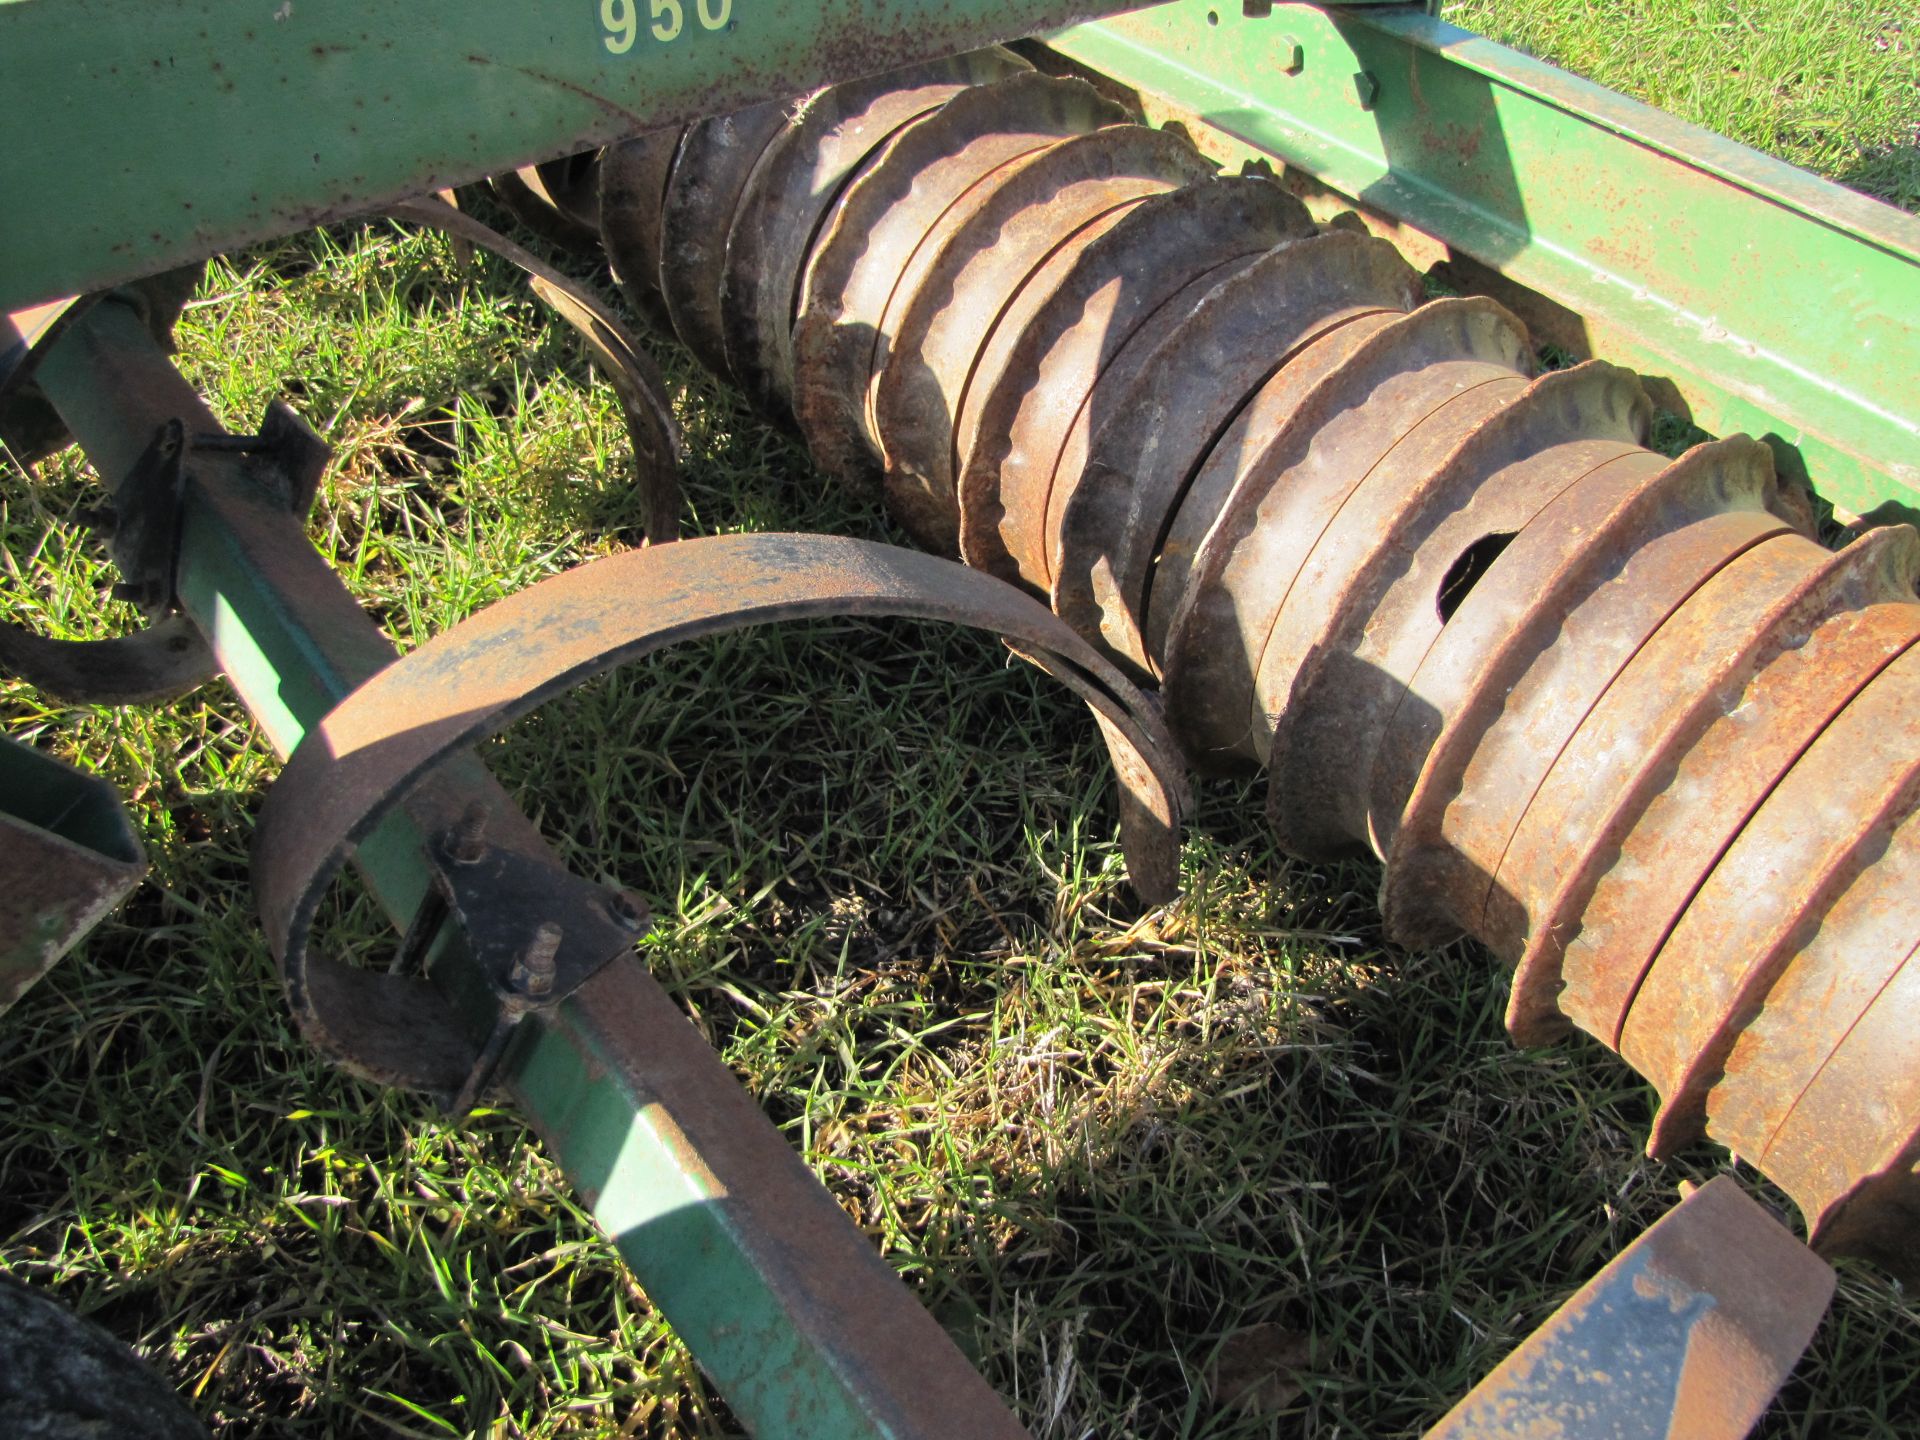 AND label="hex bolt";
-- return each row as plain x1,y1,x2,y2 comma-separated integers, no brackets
1352,70,1380,109
448,801,490,864
1279,34,1305,74
510,921,563,999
